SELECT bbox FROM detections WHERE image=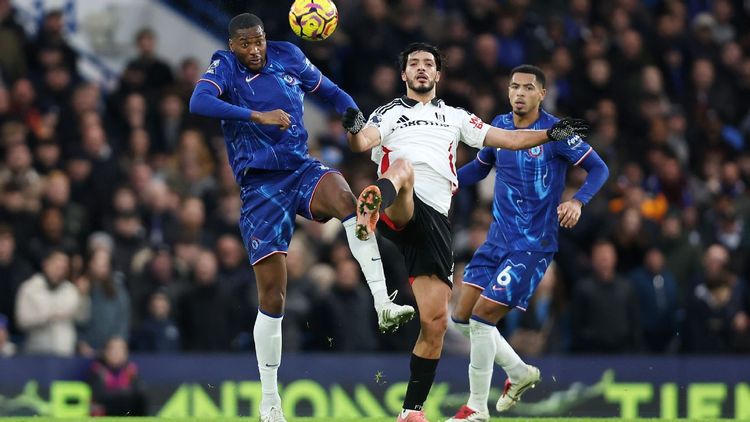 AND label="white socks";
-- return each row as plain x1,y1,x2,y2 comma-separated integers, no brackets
493,327,527,381
342,215,388,307
254,310,283,414
453,317,527,380
457,316,528,412
467,319,495,412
